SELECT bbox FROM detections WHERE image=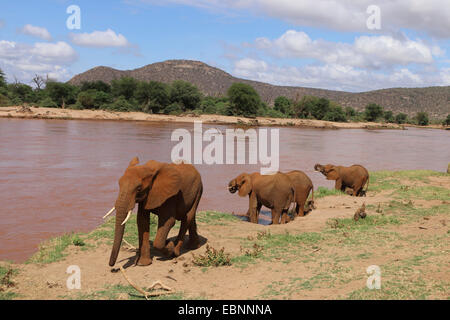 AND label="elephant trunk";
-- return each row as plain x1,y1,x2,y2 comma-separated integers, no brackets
109,192,132,267
314,164,322,172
